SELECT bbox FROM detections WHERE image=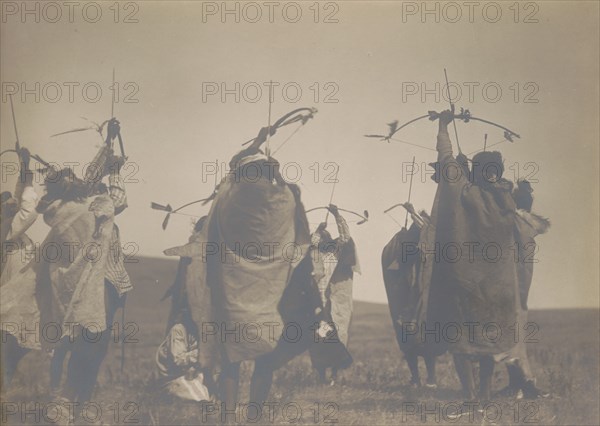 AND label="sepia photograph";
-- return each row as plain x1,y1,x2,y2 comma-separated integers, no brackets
1,1,599,425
